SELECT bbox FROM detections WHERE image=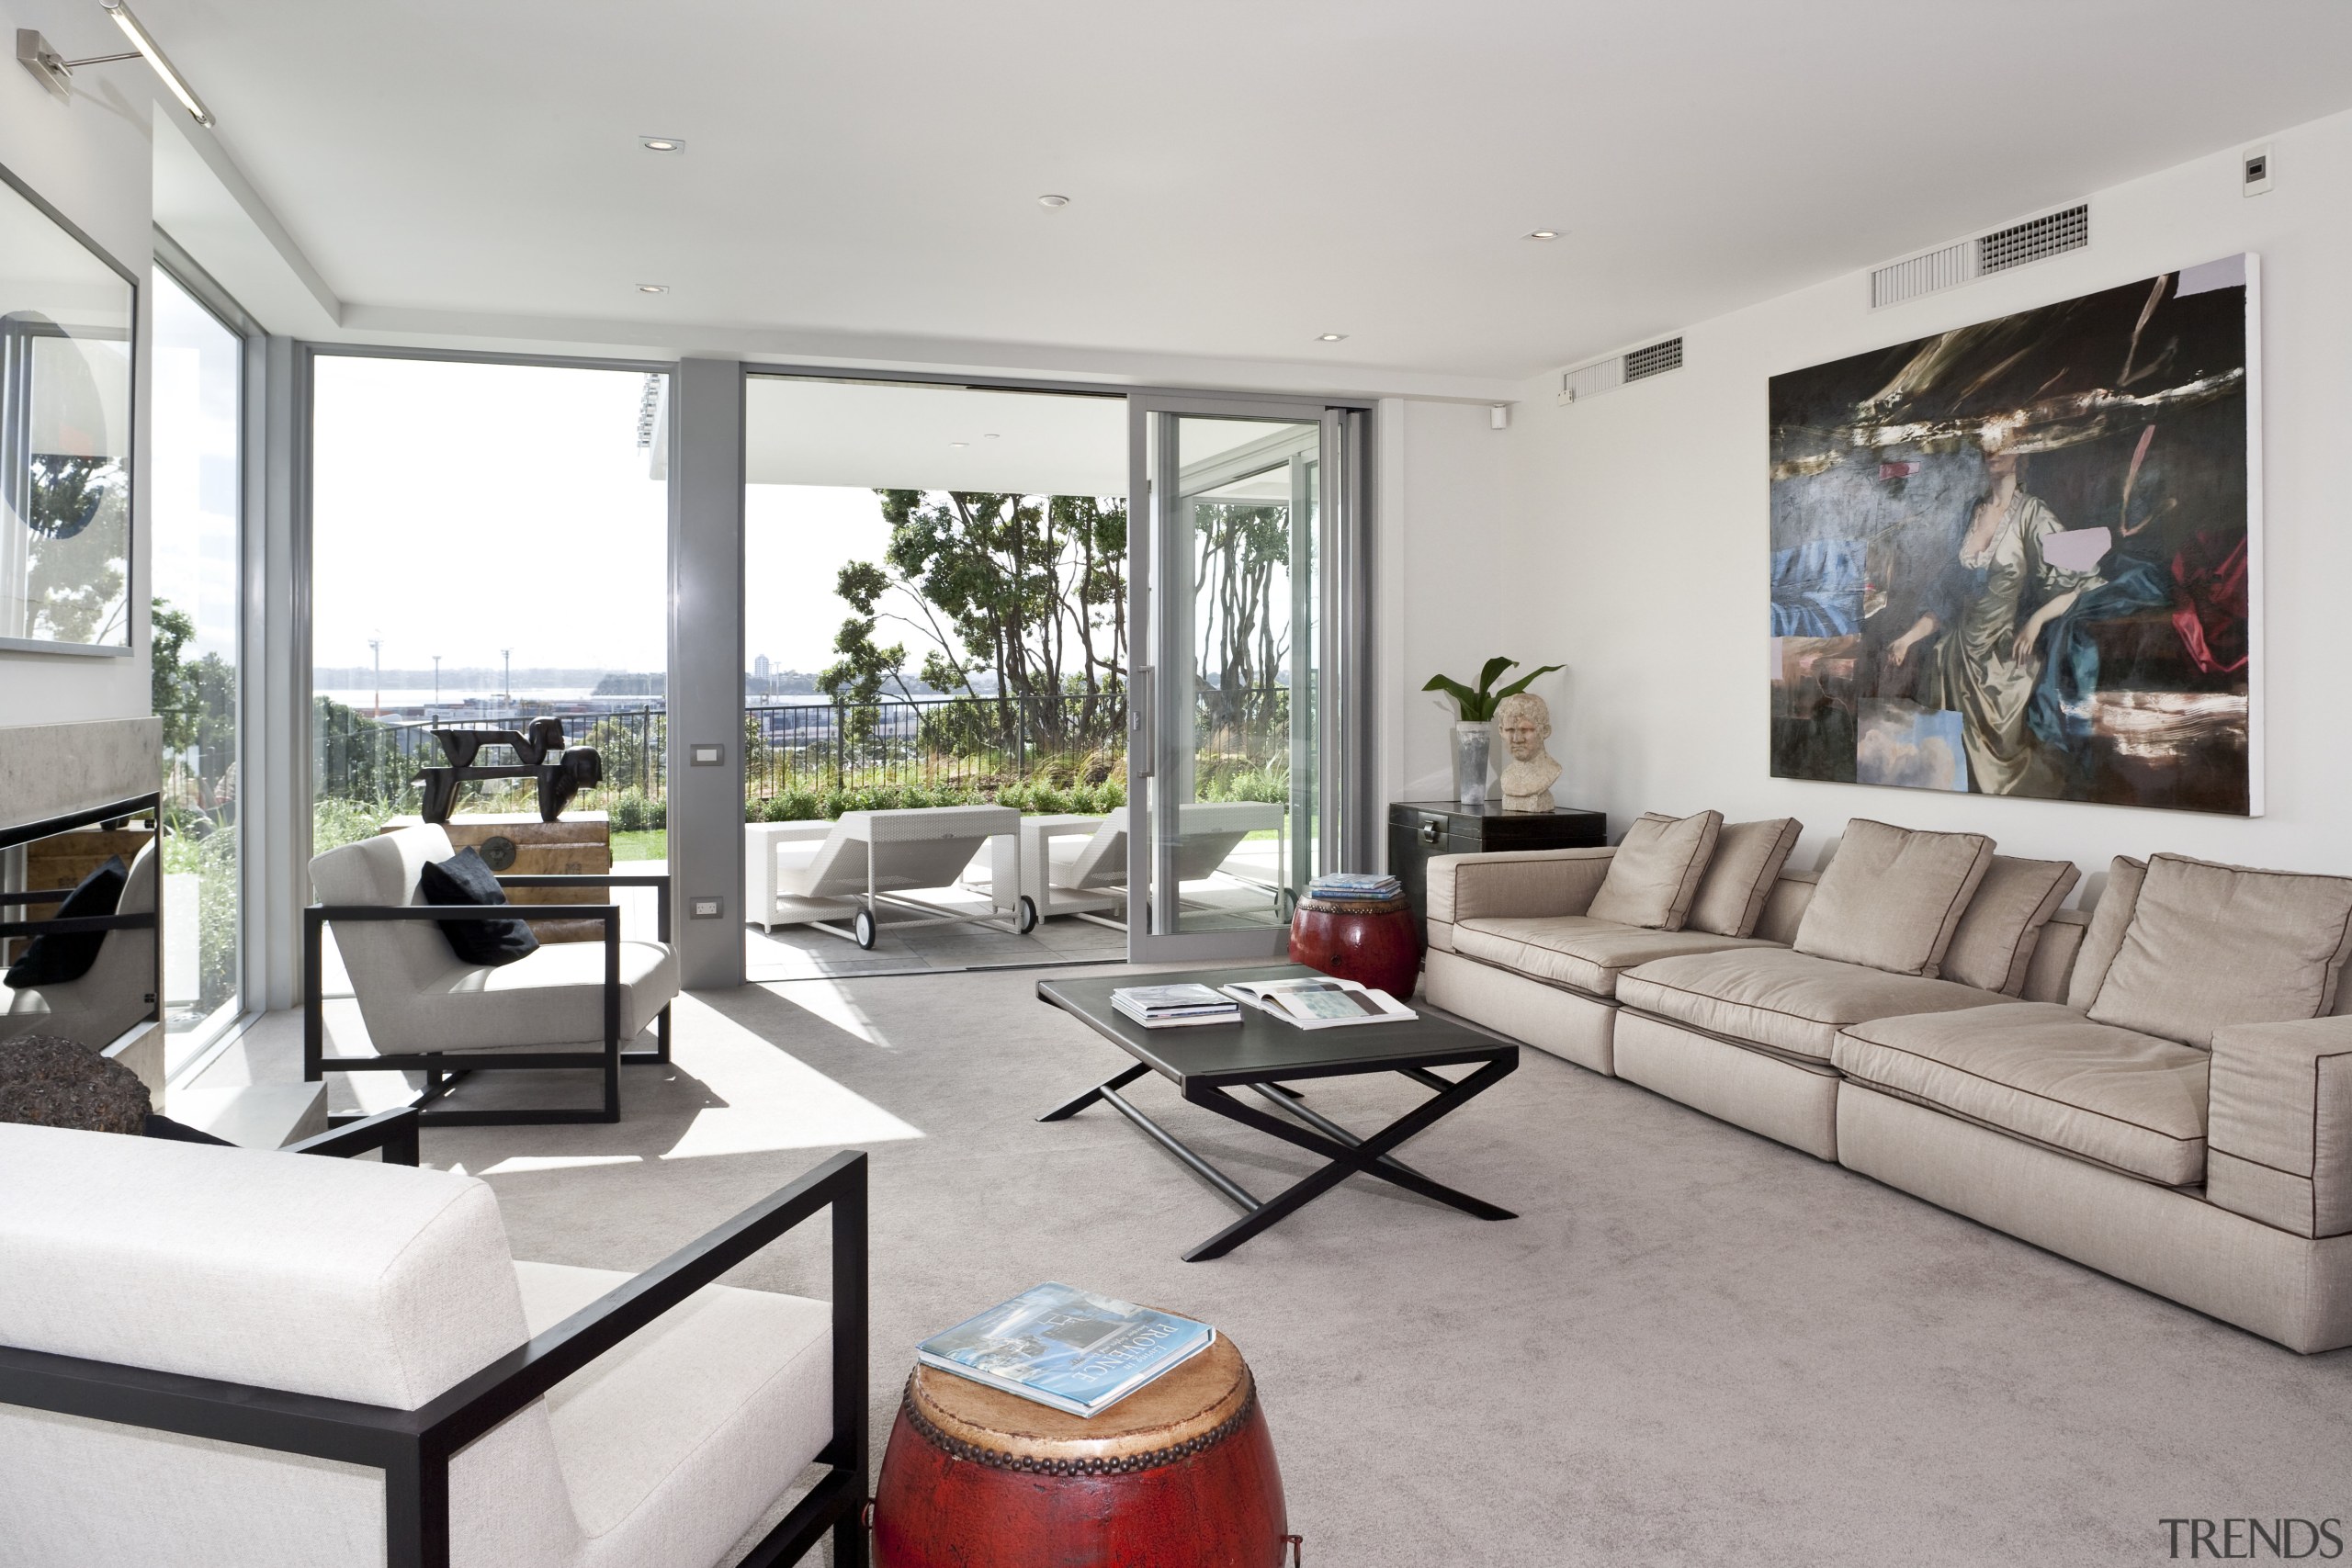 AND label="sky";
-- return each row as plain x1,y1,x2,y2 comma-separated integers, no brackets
309,358,954,681
746,484,954,676
311,356,667,672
